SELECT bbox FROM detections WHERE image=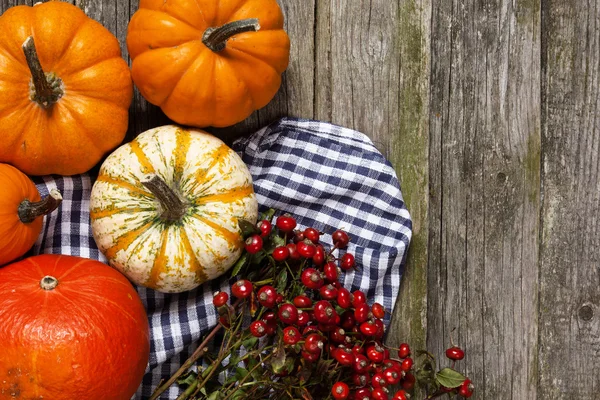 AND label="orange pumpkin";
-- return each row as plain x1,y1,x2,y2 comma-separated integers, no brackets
127,0,290,128
0,163,62,266
0,254,150,400
0,2,133,176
